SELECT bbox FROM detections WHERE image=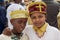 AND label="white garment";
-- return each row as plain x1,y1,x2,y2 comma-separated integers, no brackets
57,12,60,29
35,0,41,2
58,12,60,17
7,3,24,16
24,24,60,40
0,34,29,40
